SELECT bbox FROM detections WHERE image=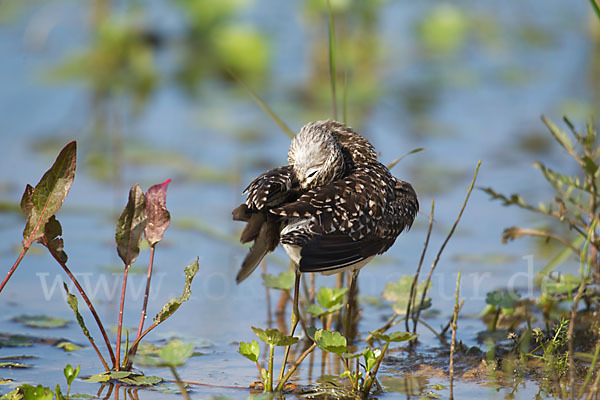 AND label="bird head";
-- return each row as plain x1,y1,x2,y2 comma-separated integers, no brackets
288,121,345,189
